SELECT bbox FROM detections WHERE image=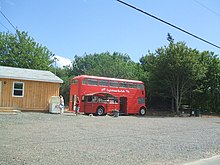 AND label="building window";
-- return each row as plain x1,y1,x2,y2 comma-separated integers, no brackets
13,82,24,97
